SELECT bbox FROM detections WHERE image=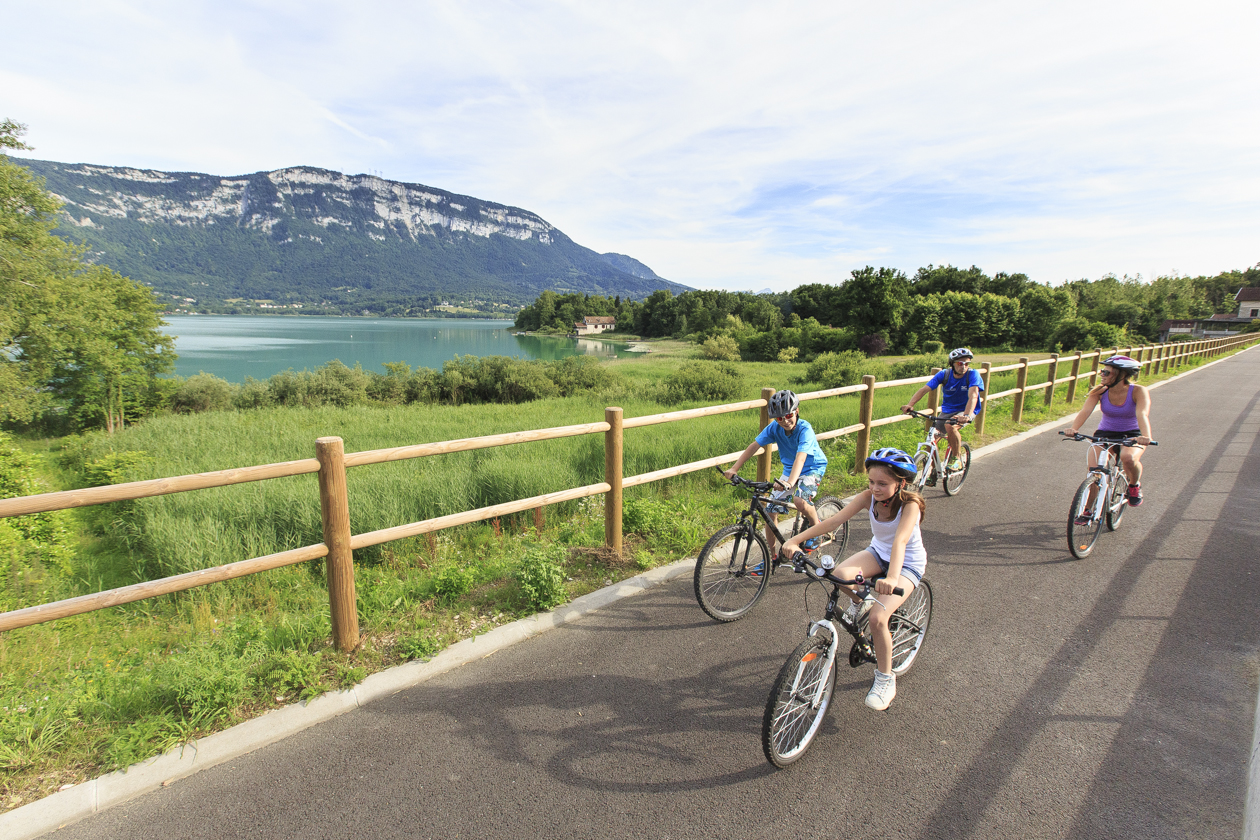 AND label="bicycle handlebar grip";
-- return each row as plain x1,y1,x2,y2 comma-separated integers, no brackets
893,587,904,596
